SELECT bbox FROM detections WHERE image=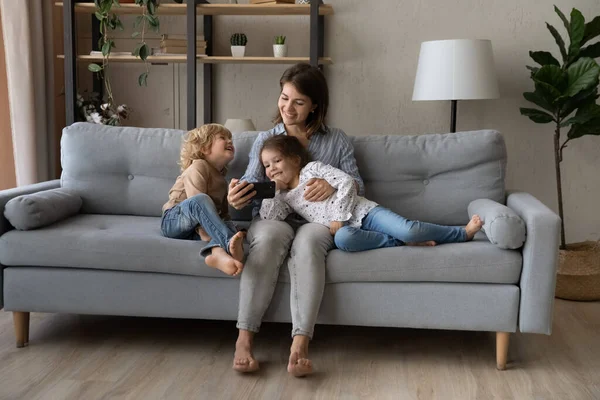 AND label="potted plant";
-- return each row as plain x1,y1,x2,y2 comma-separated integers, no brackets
230,33,247,57
520,5,600,300
273,35,287,57
87,0,160,125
